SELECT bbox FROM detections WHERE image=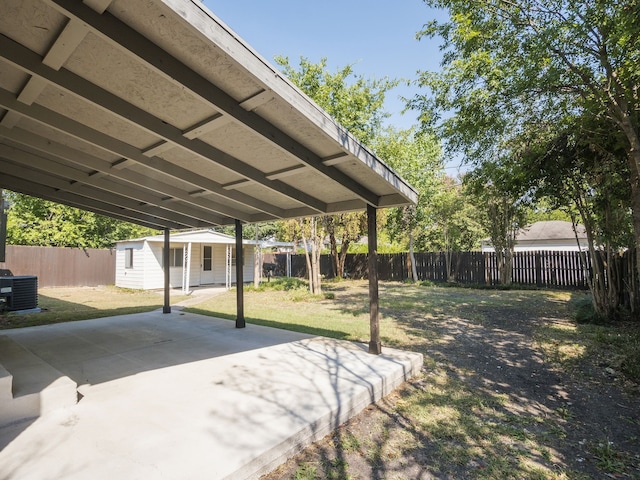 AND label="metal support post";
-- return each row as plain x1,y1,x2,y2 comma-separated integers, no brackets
367,204,381,354
235,219,245,328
